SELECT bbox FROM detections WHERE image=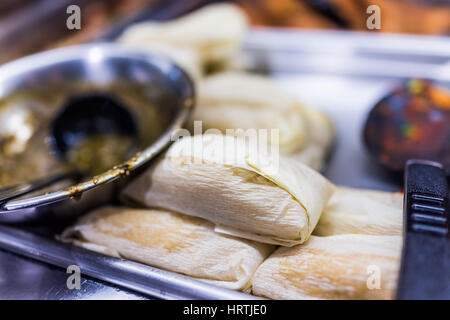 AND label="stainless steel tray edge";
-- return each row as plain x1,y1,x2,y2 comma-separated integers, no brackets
244,28,450,83
0,225,258,300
